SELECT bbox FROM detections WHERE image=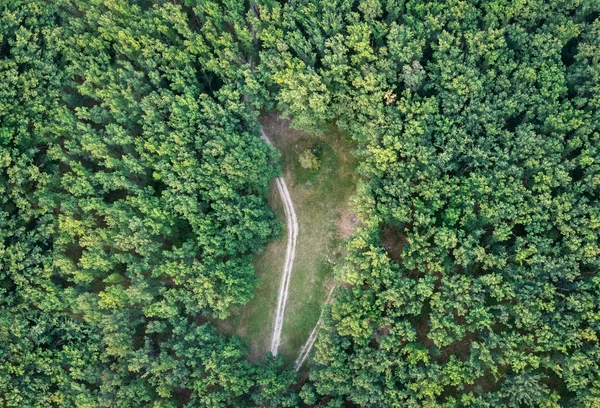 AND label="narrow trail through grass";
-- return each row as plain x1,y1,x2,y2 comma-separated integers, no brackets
259,128,299,357
294,285,335,371
221,114,359,363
